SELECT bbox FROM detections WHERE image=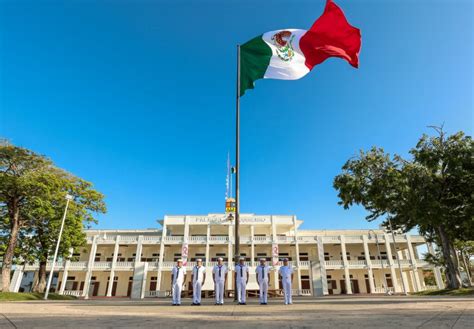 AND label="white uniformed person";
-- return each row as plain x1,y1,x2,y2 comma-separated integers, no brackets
235,257,249,305
171,259,187,306
278,258,294,305
256,258,270,305
212,257,228,305
191,258,206,305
